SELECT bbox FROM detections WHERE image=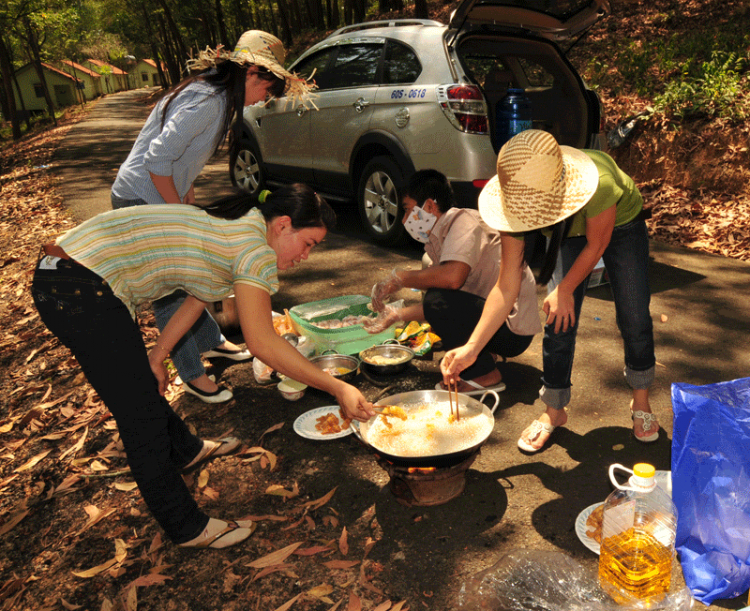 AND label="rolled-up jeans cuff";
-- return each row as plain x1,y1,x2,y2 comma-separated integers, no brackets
624,365,654,389
539,386,570,410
